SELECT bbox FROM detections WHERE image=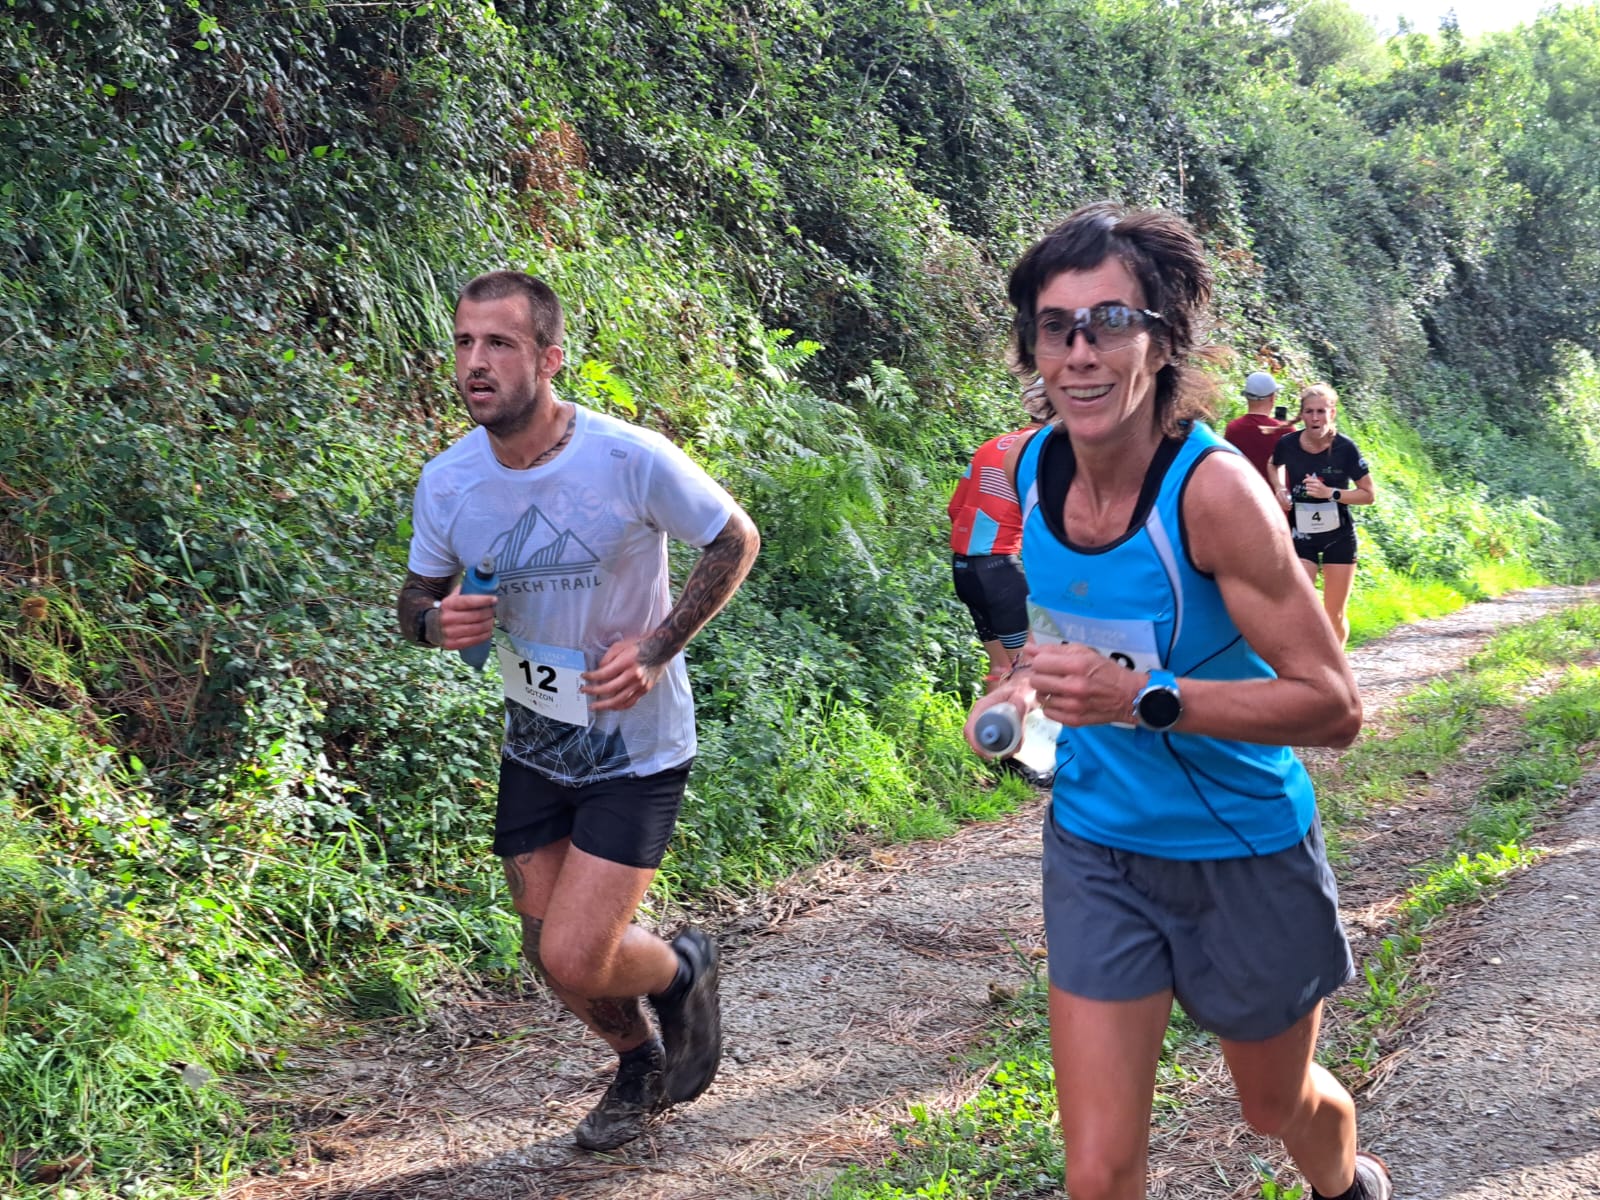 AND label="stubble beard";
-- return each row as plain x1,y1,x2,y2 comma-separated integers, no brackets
463,377,541,440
